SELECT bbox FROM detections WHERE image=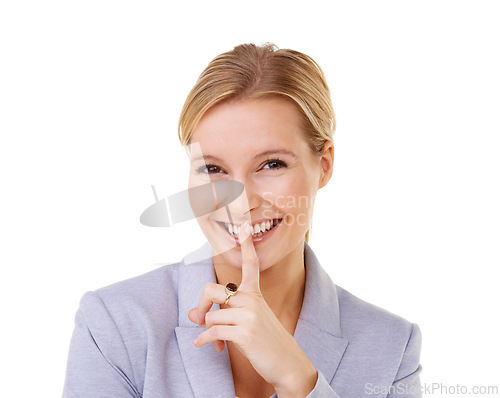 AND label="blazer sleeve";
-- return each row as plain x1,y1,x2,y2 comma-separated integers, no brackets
387,323,423,398
268,370,340,398
62,291,141,398
271,323,422,398
304,370,341,398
